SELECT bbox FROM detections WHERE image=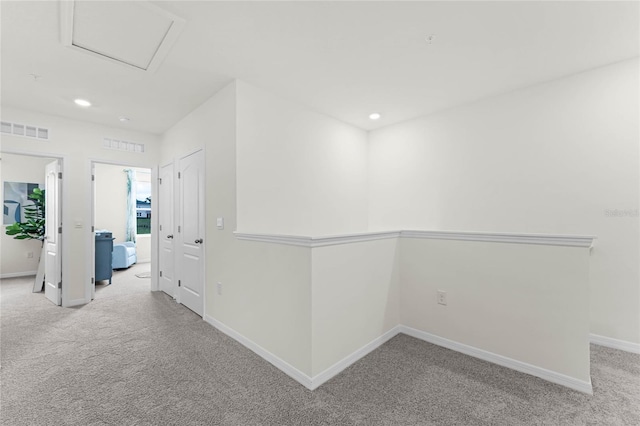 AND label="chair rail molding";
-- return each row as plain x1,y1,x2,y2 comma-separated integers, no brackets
234,231,400,248
400,230,596,248
235,230,596,248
